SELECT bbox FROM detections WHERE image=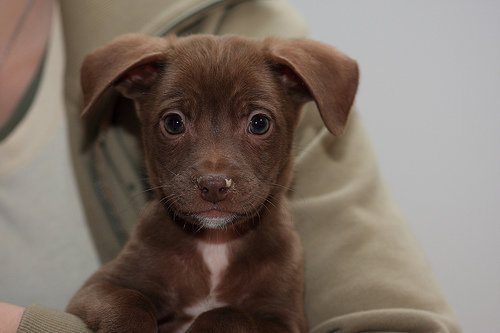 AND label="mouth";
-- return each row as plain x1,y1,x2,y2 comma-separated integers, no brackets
190,209,239,229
